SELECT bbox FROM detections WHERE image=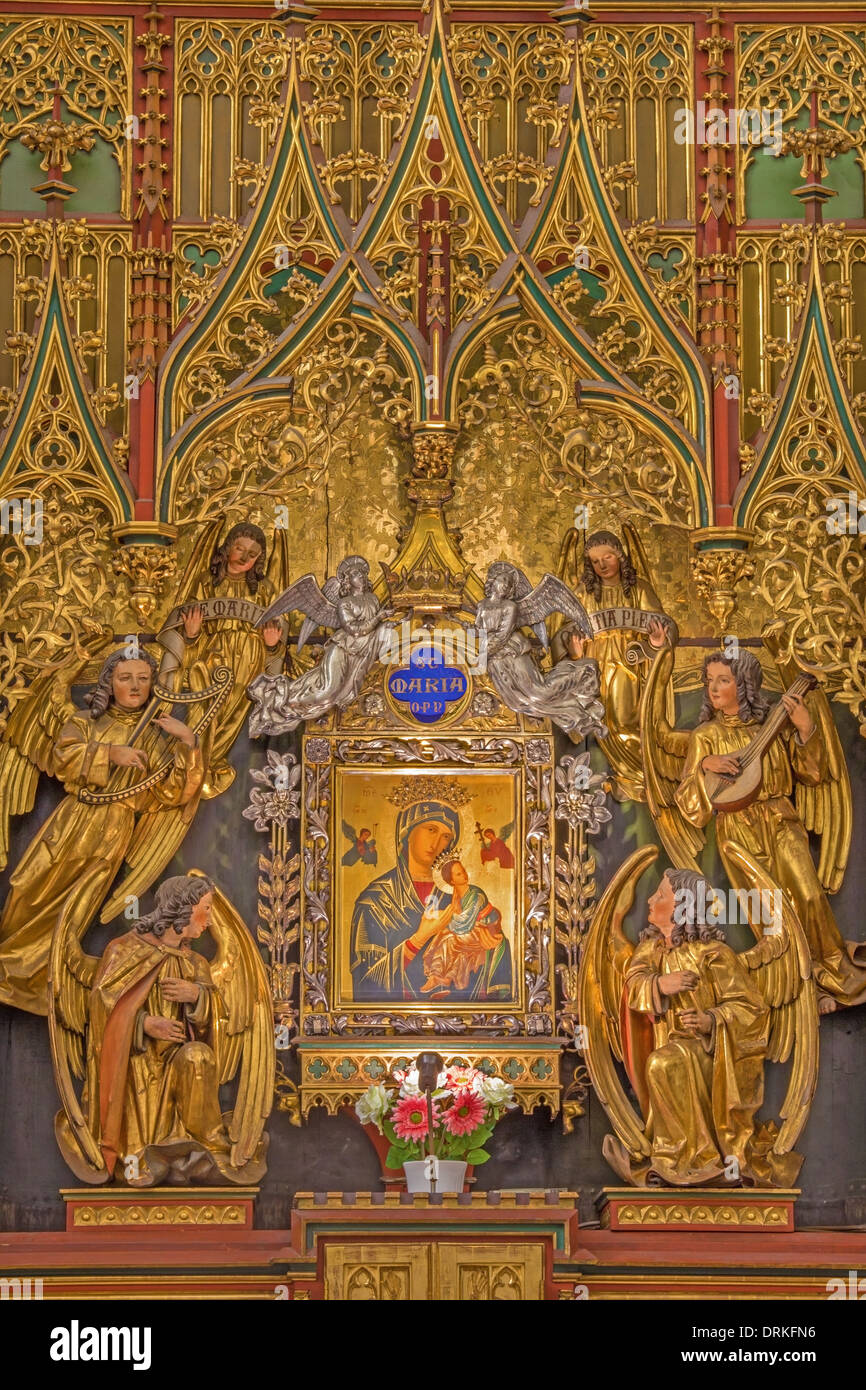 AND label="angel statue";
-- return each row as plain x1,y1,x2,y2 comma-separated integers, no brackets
247,554,395,736
472,562,606,739
50,872,273,1186
0,645,211,1016
578,845,817,1188
156,518,289,796
553,525,673,800
640,637,866,1014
